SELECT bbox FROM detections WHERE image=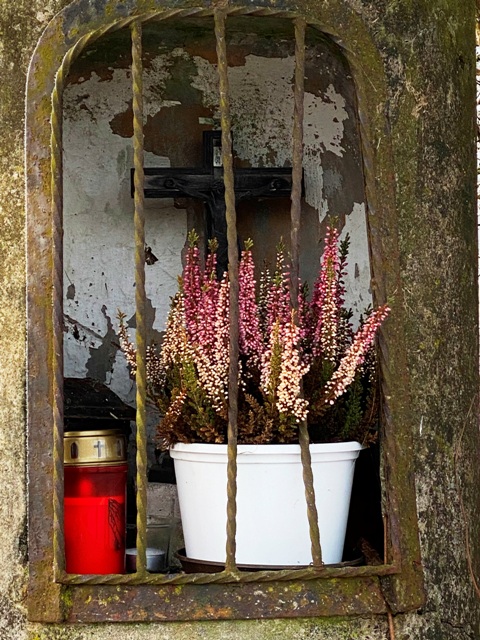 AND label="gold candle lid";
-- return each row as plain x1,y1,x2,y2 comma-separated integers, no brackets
64,429,126,466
